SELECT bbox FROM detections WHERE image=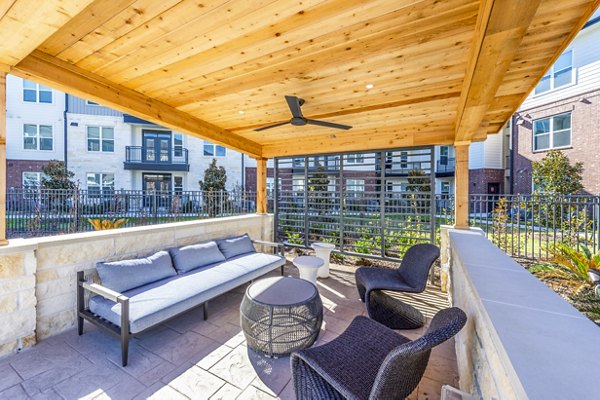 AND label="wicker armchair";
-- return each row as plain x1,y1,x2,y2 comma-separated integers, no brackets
355,244,440,327
290,307,467,400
